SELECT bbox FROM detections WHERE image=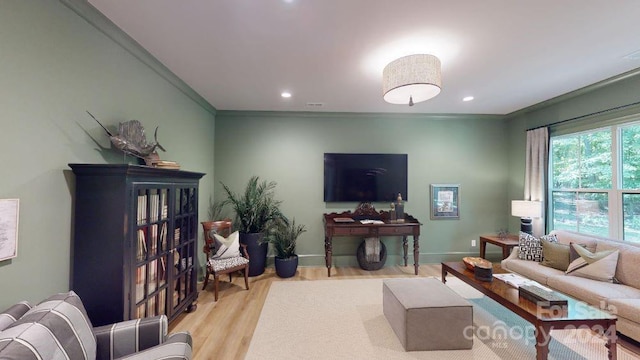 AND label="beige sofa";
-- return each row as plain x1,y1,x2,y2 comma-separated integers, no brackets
501,229,640,342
